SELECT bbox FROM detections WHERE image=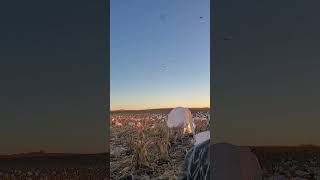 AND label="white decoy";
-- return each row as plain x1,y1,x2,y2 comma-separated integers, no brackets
167,107,196,137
